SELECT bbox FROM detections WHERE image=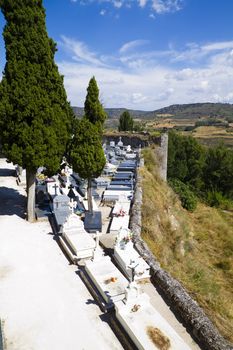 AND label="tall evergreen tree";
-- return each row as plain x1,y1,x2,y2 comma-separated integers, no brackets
69,77,106,213
0,0,74,222
84,76,106,132
69,118,106,213
118,110,134,131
